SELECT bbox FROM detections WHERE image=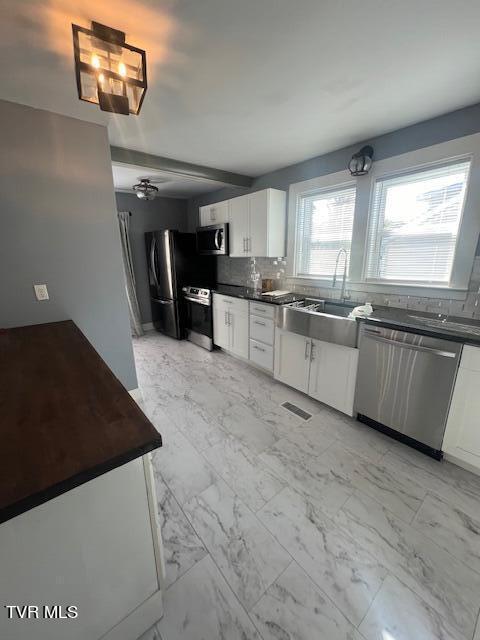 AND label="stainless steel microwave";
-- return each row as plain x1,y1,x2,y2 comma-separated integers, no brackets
196,223,229,255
